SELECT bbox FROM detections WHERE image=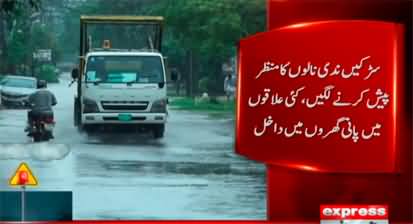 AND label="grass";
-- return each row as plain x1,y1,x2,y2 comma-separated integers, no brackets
169,97,235,114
